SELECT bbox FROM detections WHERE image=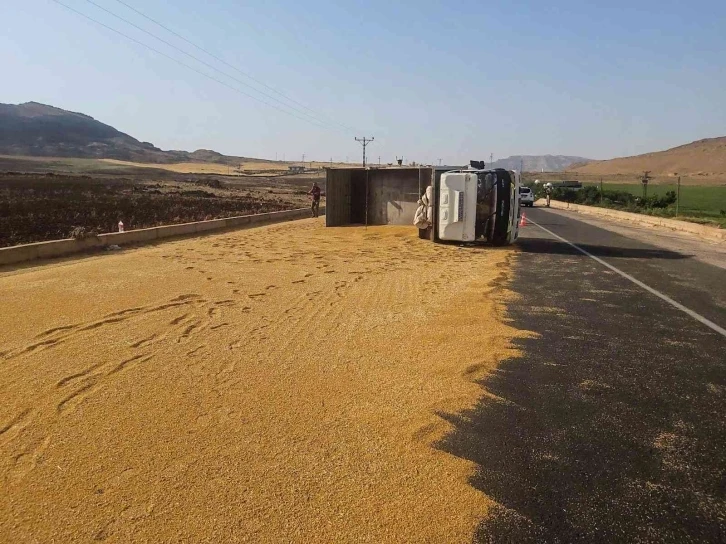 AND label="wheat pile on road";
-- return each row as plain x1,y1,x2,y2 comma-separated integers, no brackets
0,219,520,543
